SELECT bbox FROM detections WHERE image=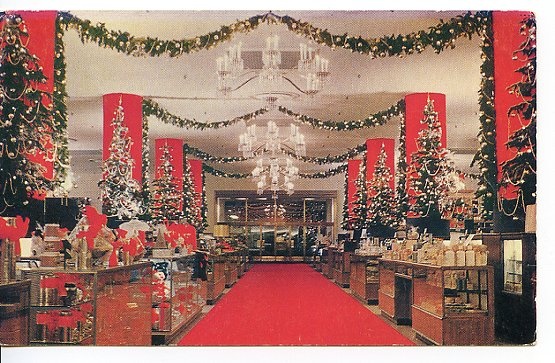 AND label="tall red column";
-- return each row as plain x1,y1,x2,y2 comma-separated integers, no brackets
492,11,532,201
155,138,184,211
187,159,204,221
17,11,57,187
347,159,362,226
103,93,144,183
365,138,395,189
404,93,447,217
